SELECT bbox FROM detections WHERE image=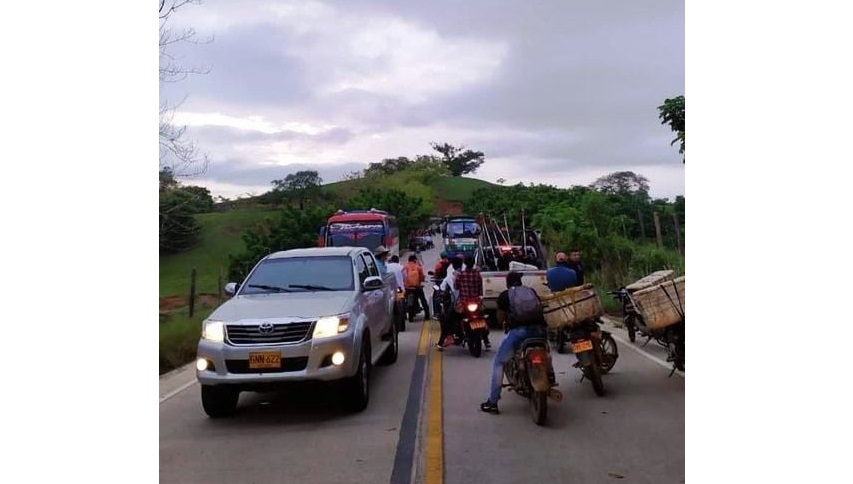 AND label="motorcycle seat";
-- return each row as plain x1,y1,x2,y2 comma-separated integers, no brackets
519,338,549,351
